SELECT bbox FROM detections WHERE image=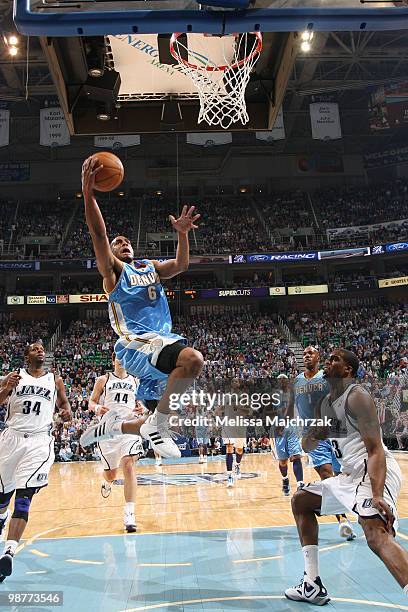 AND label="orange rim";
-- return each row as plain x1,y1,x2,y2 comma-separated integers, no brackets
169,32,262,72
